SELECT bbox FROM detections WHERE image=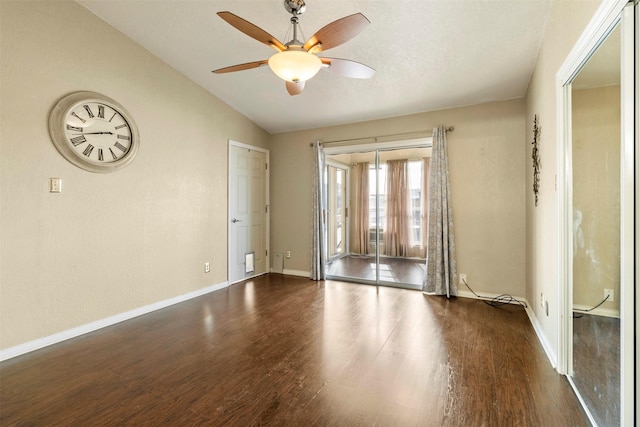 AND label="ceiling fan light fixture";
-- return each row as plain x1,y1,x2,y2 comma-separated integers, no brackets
268,50,322,83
